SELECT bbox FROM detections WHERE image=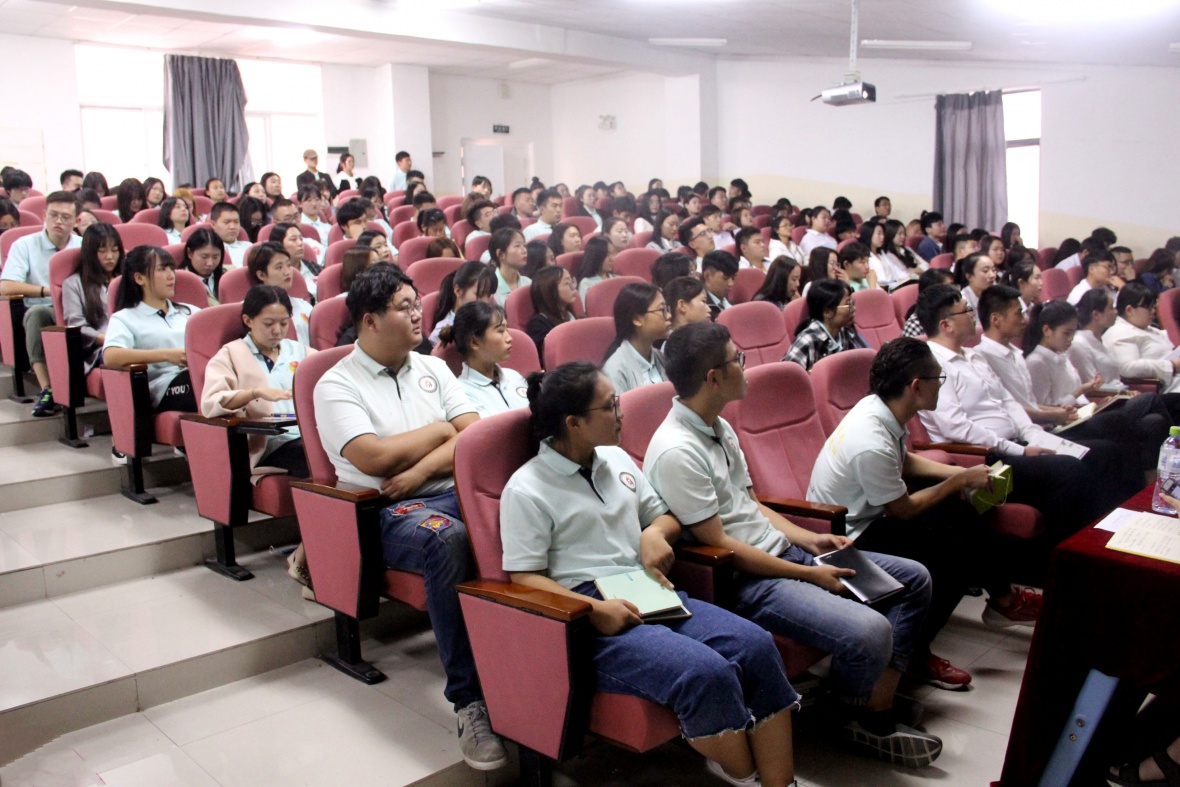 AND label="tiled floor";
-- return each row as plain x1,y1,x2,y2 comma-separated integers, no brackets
1,592,1036,787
